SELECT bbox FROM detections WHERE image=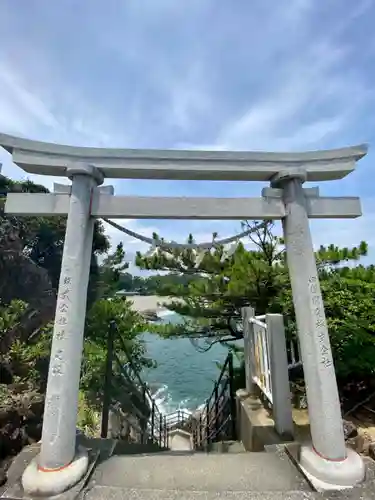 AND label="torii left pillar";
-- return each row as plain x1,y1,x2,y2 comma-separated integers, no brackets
22,164,104,496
